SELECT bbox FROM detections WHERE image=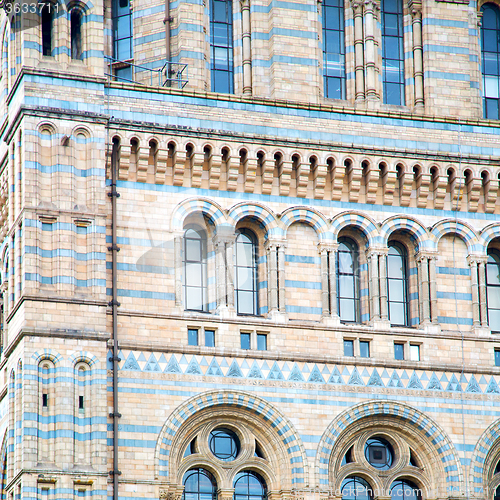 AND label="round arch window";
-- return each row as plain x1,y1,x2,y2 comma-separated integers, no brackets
209,428,240,461
340,476,373,500
364,437,394,470
390,479,422,500
182,468,217,500
233,471,267,500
